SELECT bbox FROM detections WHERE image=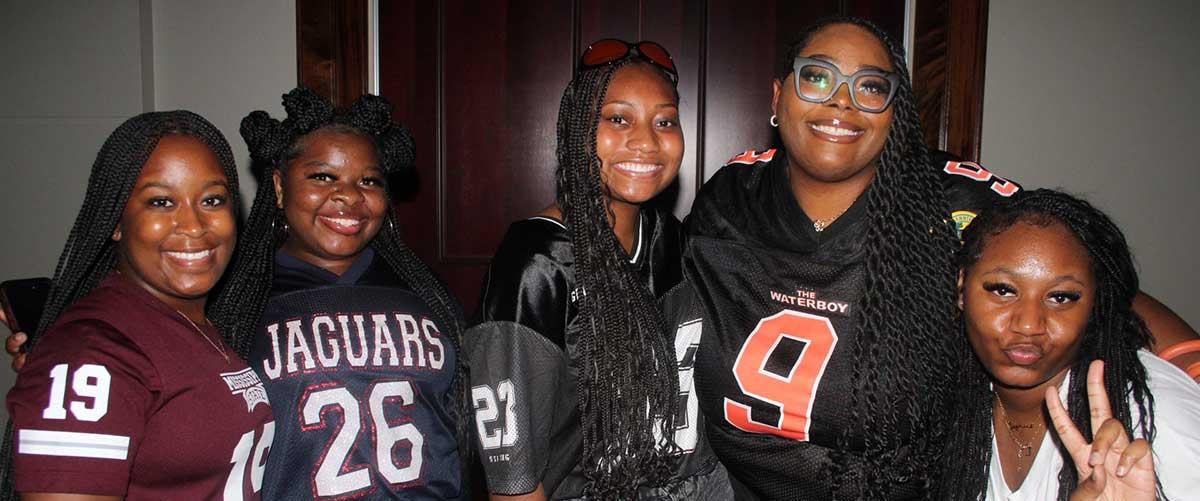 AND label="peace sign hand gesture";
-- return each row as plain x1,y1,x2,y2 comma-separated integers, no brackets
1046,359,1157,501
